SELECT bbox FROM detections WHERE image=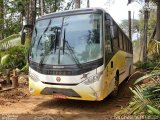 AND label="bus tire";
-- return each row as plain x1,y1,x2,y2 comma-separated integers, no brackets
110,72,119,97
